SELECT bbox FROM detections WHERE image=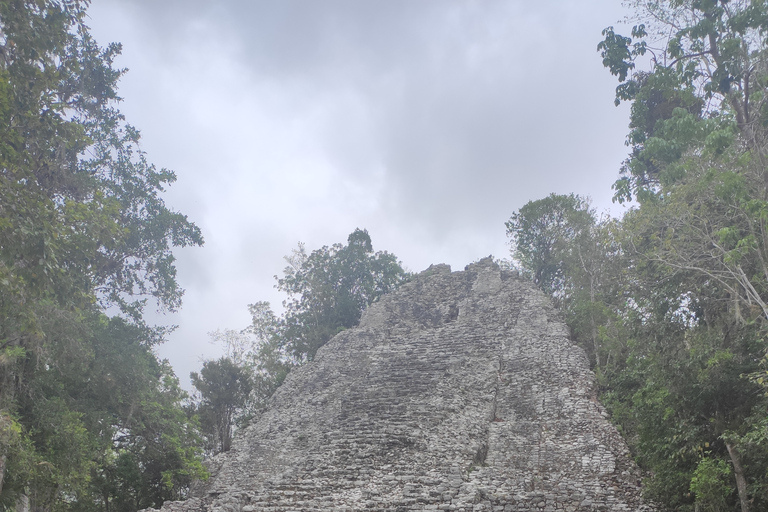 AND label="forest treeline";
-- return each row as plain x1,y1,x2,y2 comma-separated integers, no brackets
0,1,207,510
506,2,768,510
3,1,768,512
